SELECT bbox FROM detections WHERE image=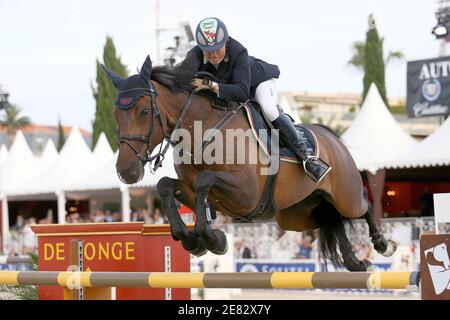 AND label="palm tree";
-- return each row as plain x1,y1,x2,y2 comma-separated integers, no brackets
0,105,32,146
0,251,38,300
348,37,404,71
